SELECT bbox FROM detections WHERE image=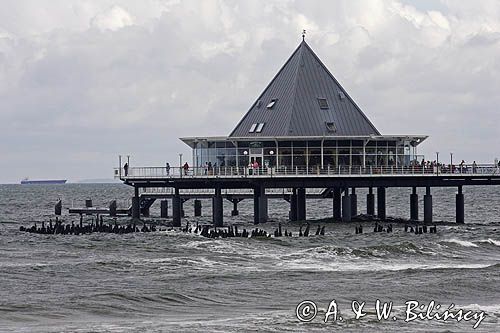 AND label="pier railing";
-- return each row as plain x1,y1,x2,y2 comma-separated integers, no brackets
114,164,500,179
